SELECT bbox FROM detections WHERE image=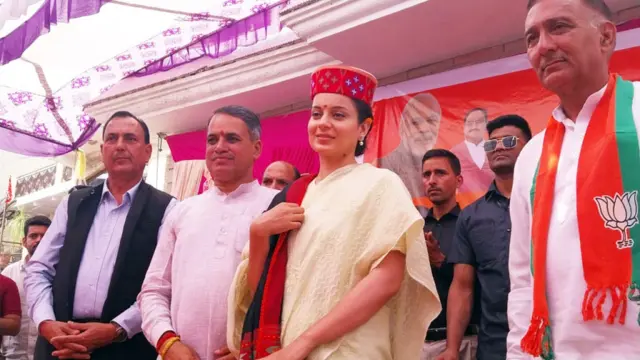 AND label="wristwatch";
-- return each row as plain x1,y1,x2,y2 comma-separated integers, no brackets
110,321,128,343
